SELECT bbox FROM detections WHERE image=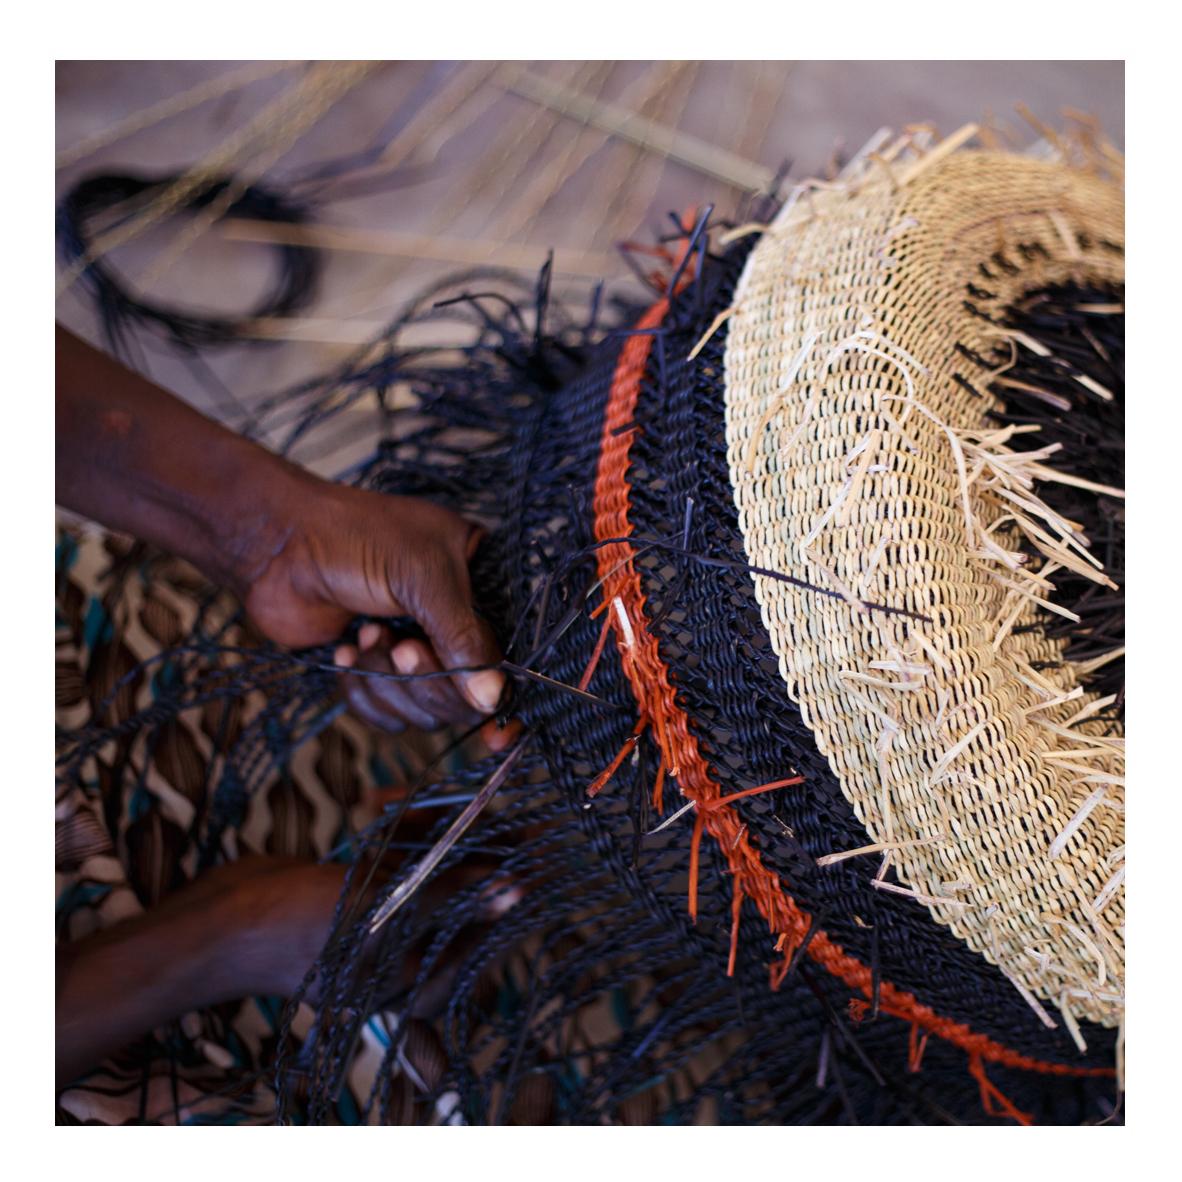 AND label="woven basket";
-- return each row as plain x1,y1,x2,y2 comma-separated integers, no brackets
724,137,1124,1034
58,123,1125,1124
